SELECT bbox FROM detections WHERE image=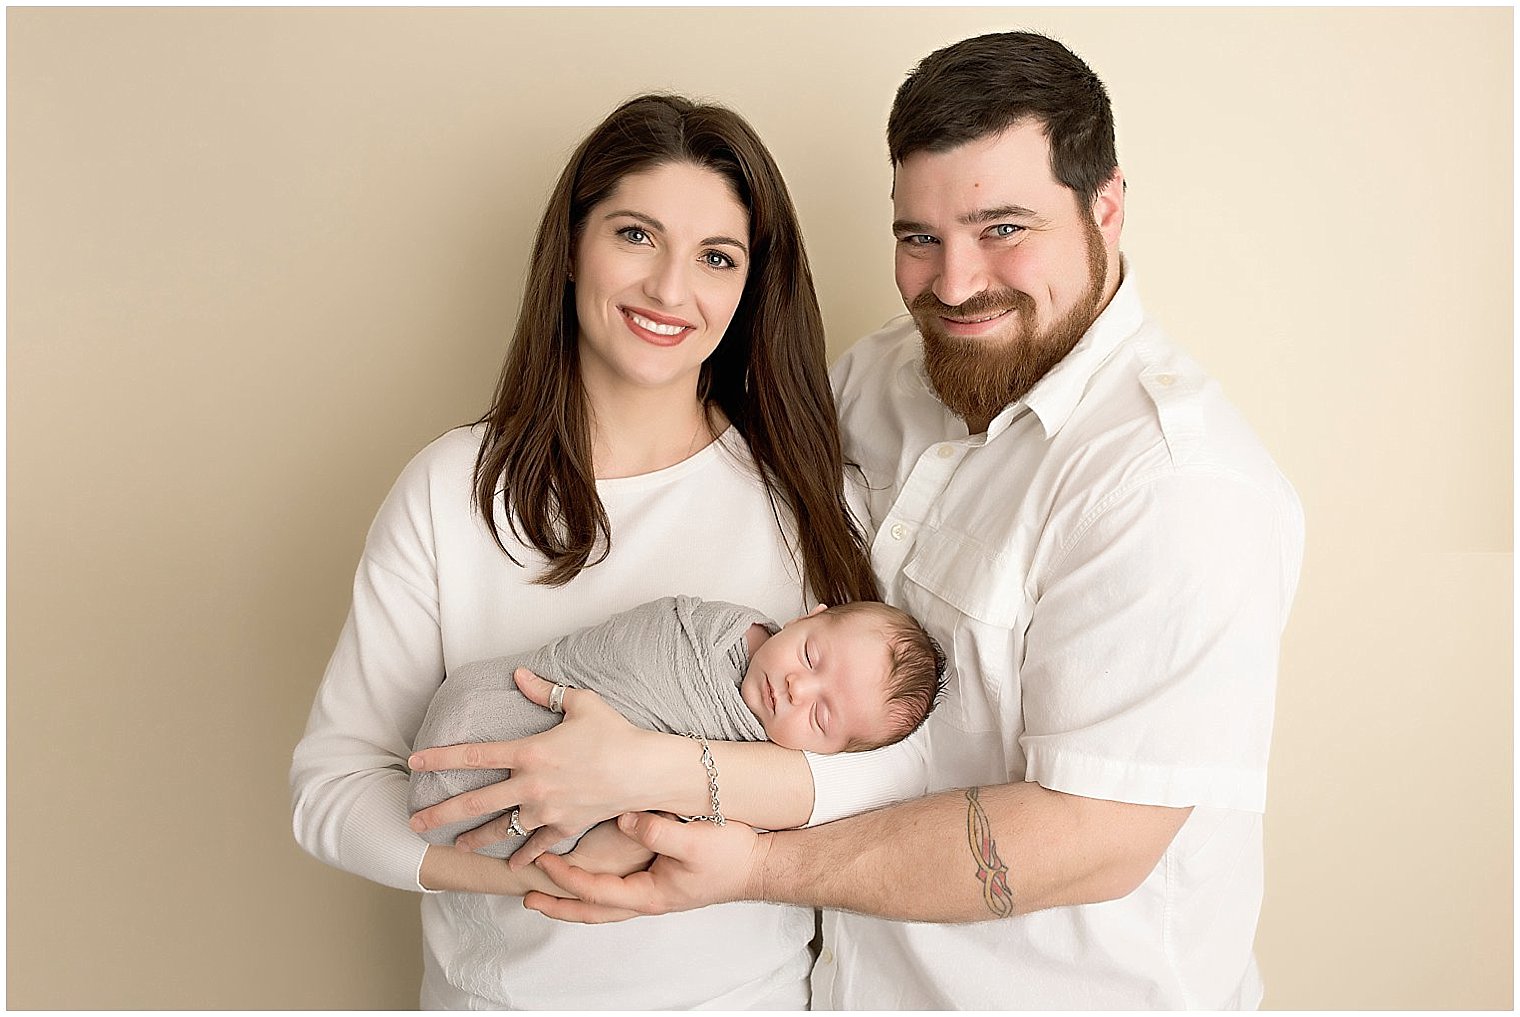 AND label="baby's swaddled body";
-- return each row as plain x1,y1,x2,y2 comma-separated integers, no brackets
407,595,770,858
